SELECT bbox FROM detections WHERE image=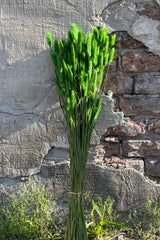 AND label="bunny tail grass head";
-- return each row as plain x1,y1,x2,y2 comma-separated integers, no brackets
70,23,79,40
46,32,52,47
109,47,115,63
110,33,116,46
